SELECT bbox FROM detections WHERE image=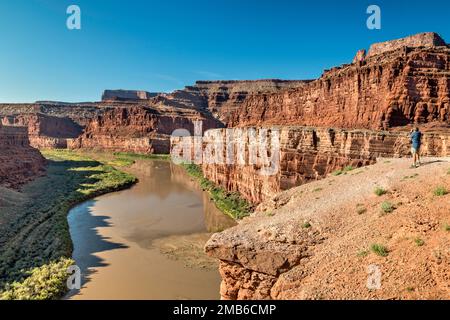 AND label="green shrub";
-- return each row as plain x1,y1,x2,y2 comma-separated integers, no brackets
433,186,448,196
444,223,450,231
370,244,388,257
343,165,355,172
374,187,387,196
380,201,395,214
332,170,343,176
1,258,74,300
414,238,425,247
302,222,312,229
